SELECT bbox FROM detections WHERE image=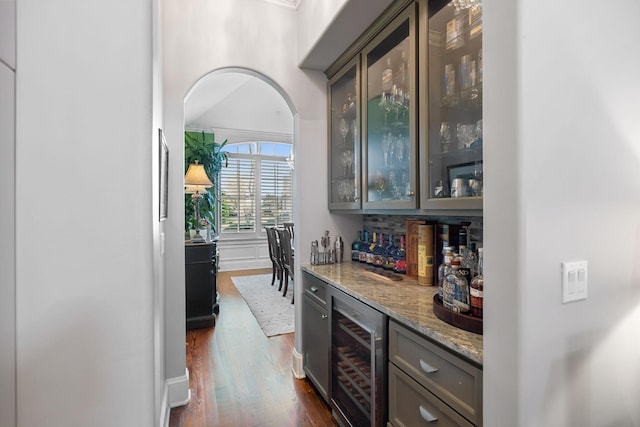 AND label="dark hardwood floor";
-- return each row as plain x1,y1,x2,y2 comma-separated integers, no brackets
169,268,337,427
